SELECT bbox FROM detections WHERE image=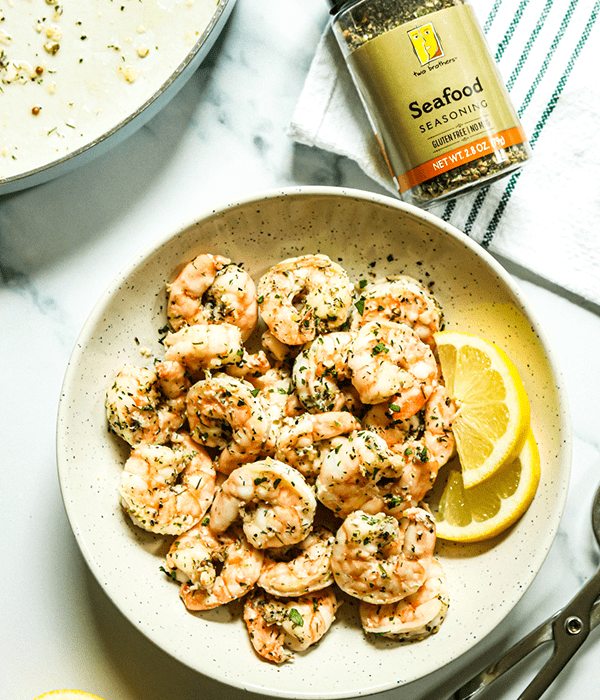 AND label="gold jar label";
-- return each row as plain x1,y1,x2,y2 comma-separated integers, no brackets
346,4,528,194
